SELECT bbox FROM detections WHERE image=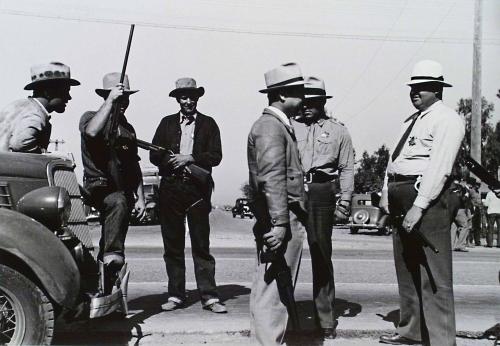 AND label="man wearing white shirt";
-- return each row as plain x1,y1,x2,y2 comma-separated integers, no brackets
483,190,500,247
379,60,465,346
